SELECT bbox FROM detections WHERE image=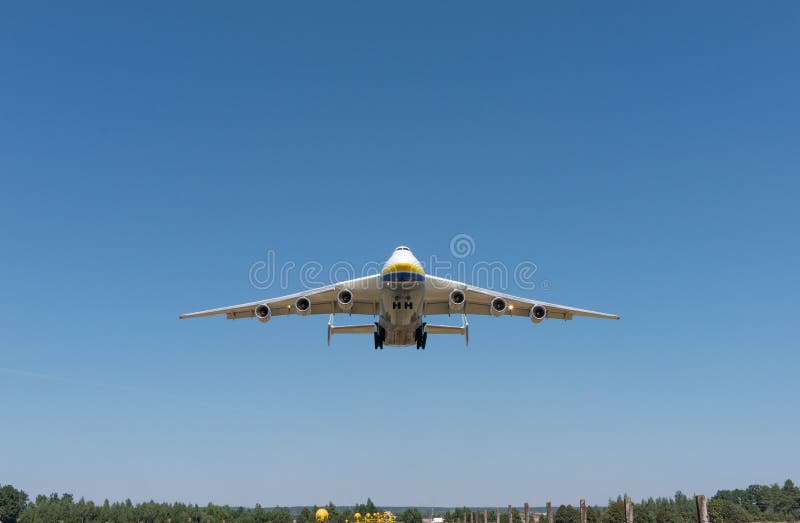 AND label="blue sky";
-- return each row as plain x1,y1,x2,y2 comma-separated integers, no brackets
1,0,799,509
